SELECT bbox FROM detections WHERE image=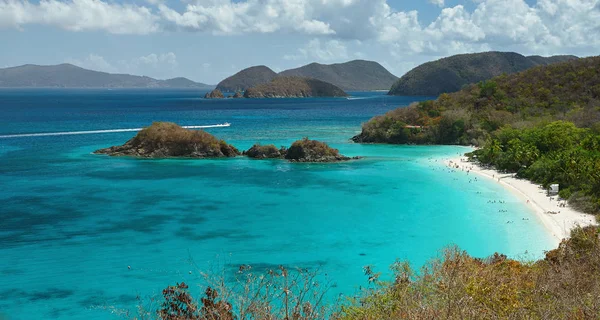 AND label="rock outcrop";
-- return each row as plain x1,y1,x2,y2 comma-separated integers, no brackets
243,139,358,162
243,77,347,98
204,89,225,99
244,144,286,159
284,138,357,162
232,92,244,99
94,122,240,158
